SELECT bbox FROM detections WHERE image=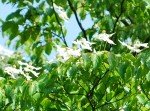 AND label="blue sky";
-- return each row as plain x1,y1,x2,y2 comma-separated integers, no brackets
0,2,93,59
